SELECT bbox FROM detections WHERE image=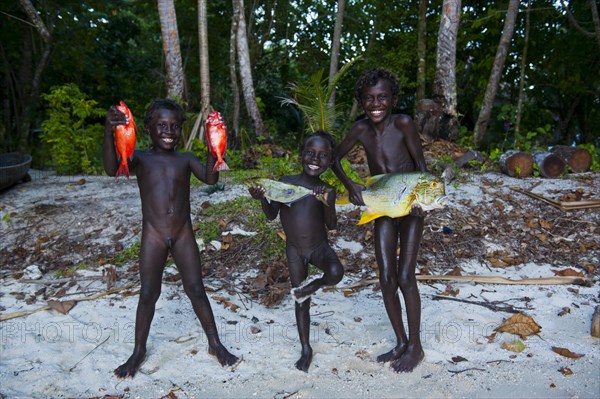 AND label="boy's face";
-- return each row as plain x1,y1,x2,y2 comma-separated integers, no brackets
146,108,182,152
300,136,333,177
360,79,398,124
